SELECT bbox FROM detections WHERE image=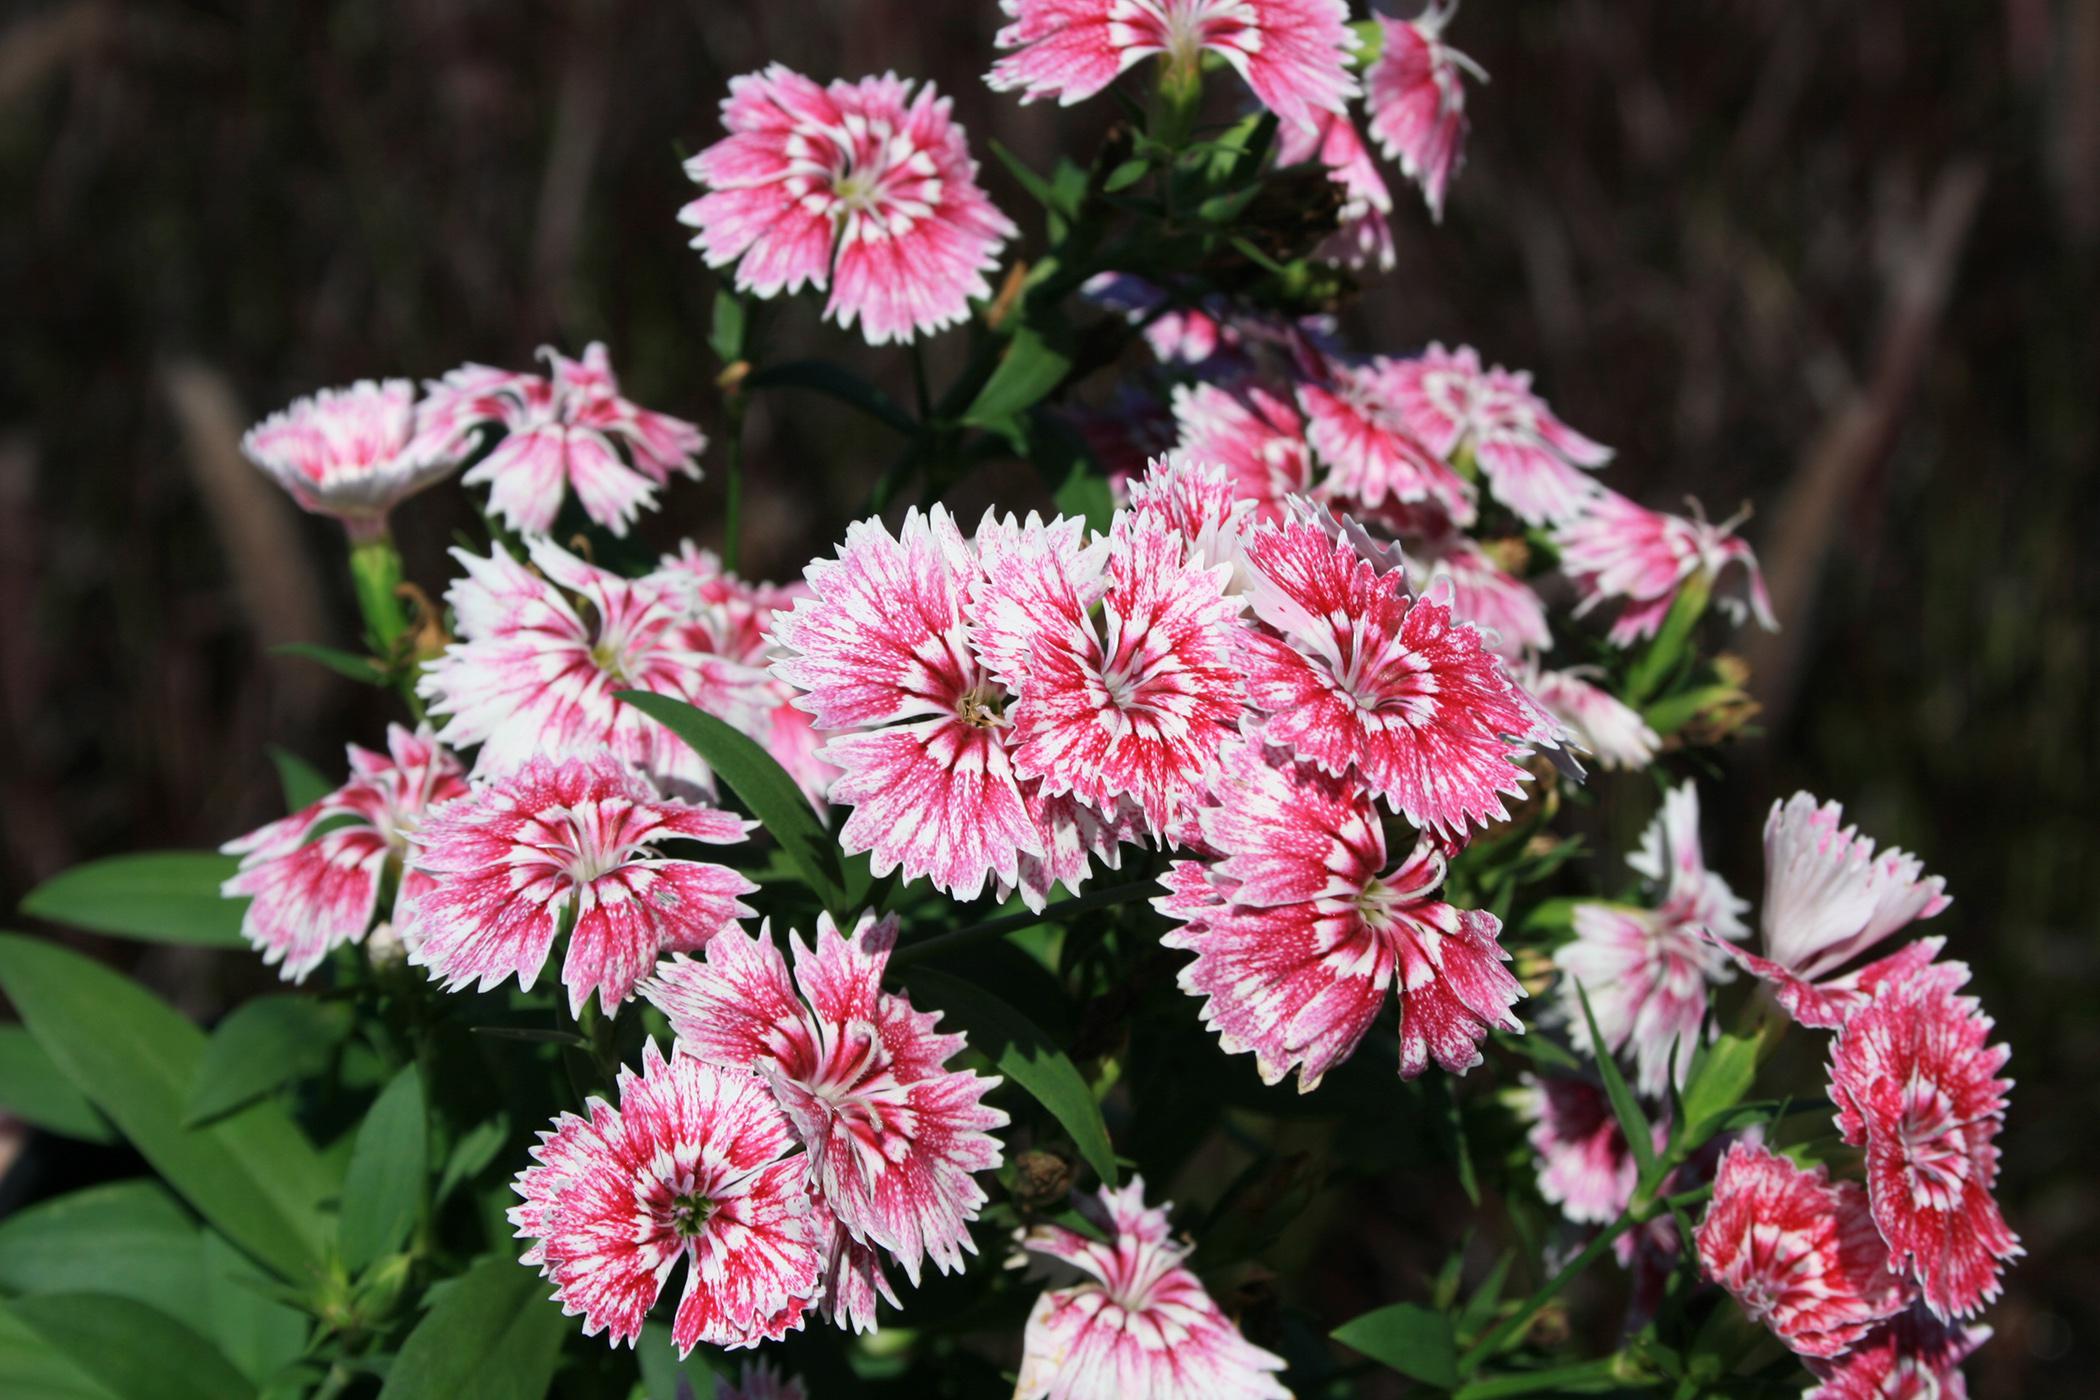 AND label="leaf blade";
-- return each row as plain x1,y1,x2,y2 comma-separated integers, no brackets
1331,1301,1460,1389
186,996,352,1127
376,1254,566,1400
338,1065,429,1272
0,1024,115,1142
7,1293,255,1400
20,853,246,948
